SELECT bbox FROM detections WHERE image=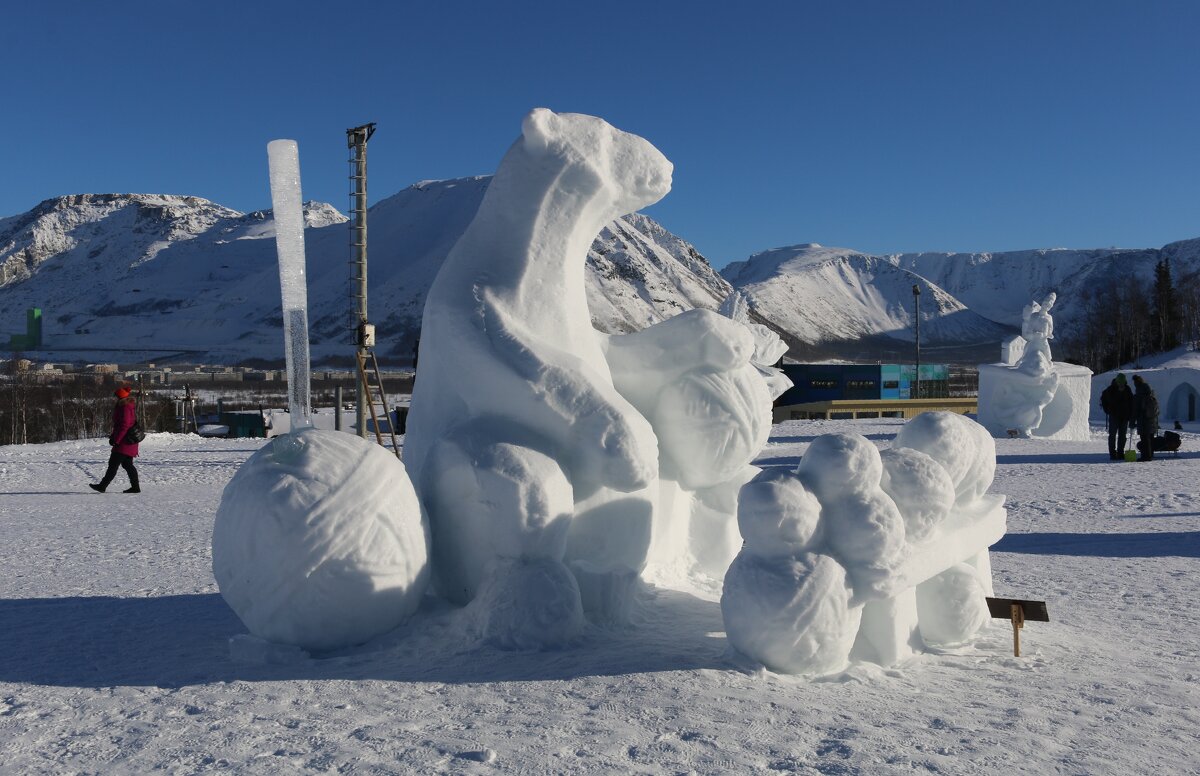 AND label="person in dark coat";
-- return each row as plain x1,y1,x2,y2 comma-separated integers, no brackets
90,386,141,493
1131,374,1160,462
1099,373,1134,459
